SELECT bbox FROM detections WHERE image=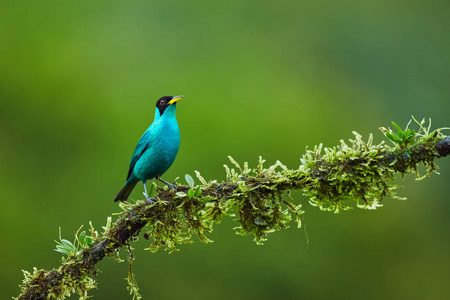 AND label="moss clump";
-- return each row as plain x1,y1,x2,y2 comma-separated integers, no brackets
17,118,450,300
